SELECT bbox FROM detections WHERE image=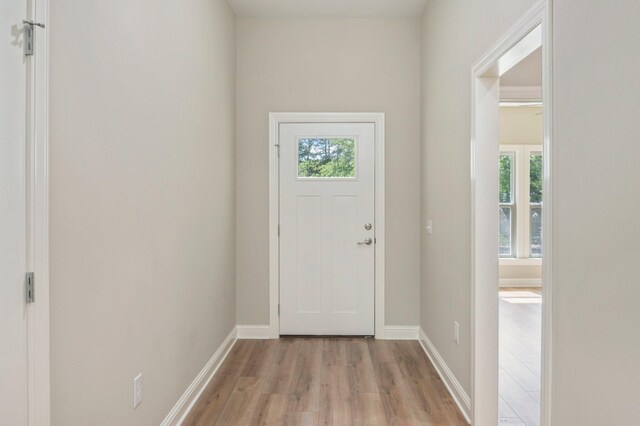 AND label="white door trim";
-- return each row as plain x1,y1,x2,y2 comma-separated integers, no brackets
470,1,553,425
27,0,51,423
269,113,385,339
